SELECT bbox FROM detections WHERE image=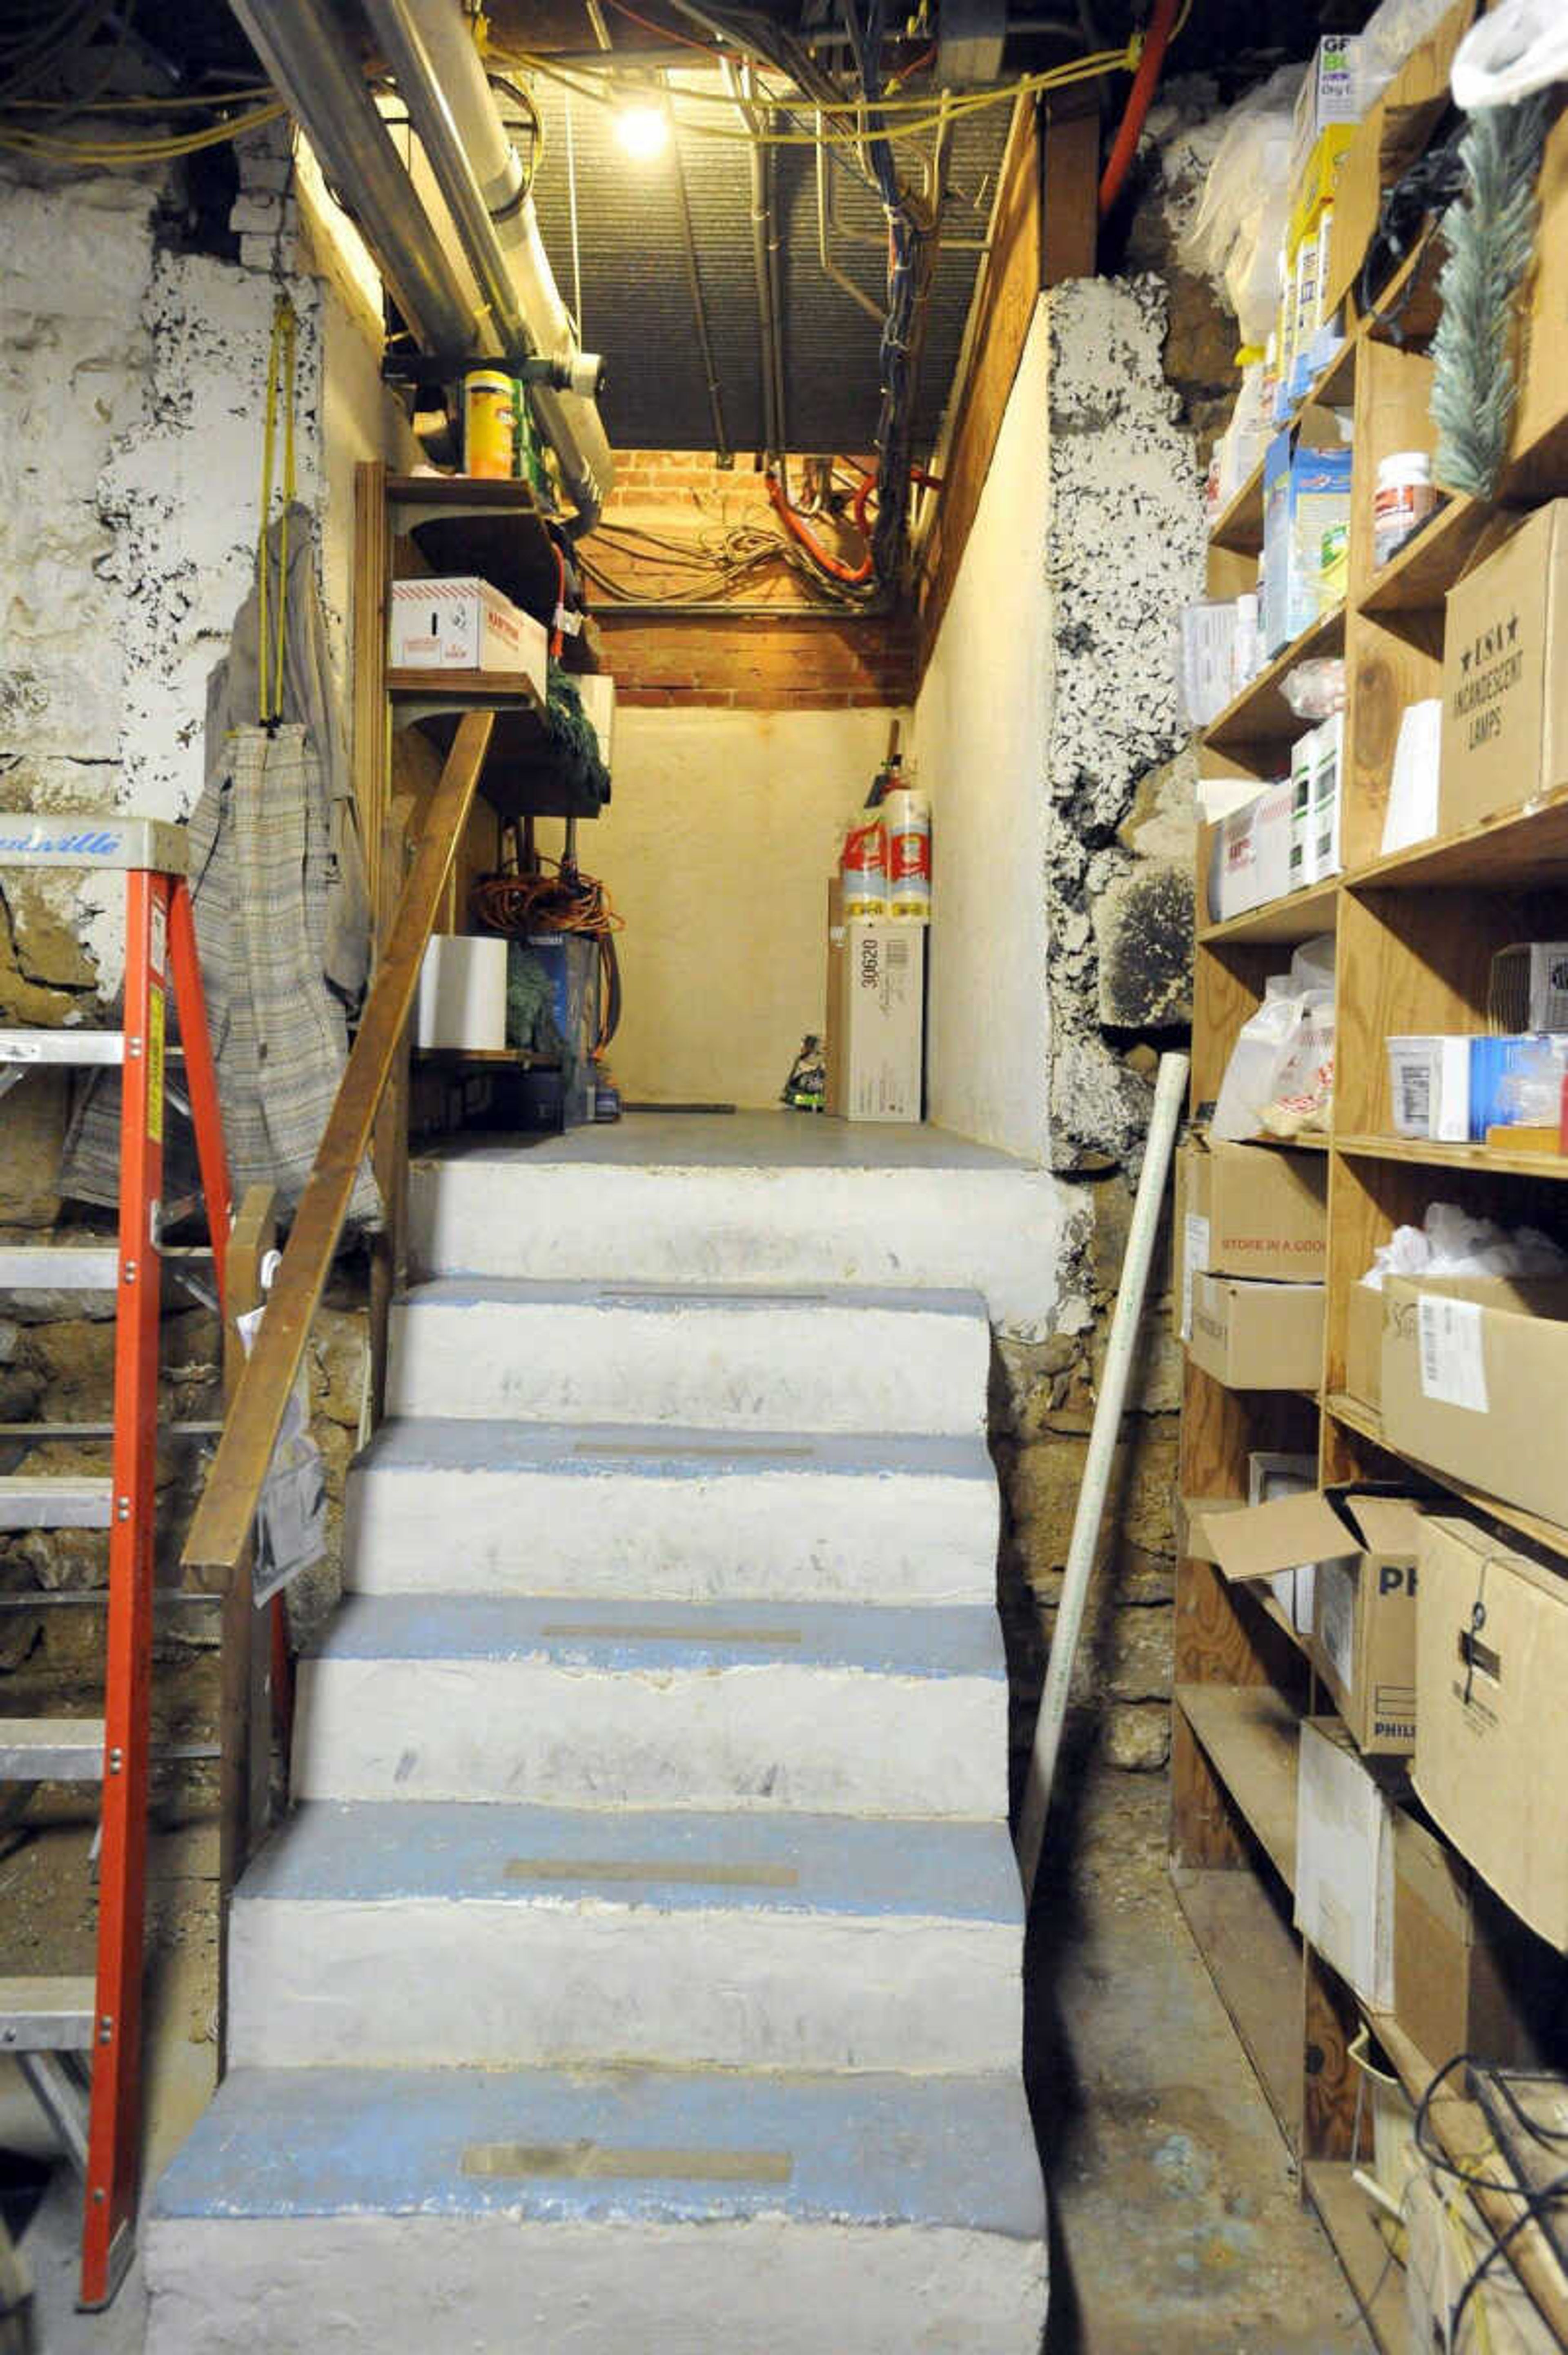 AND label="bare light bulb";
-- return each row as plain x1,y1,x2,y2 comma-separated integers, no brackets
615,102,669,161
